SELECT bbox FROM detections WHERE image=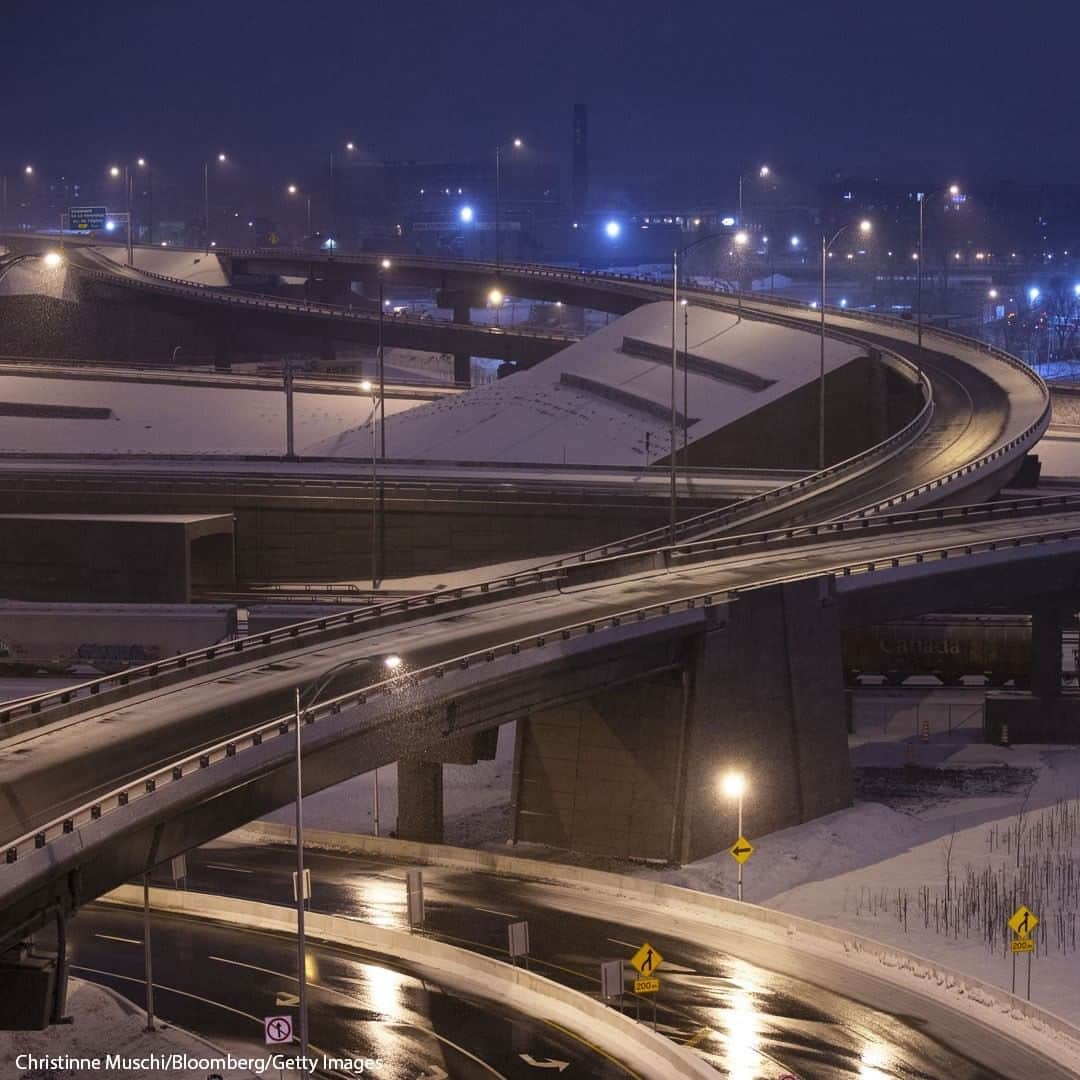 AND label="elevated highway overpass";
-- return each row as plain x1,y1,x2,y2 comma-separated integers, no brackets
0,244,1063,1020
